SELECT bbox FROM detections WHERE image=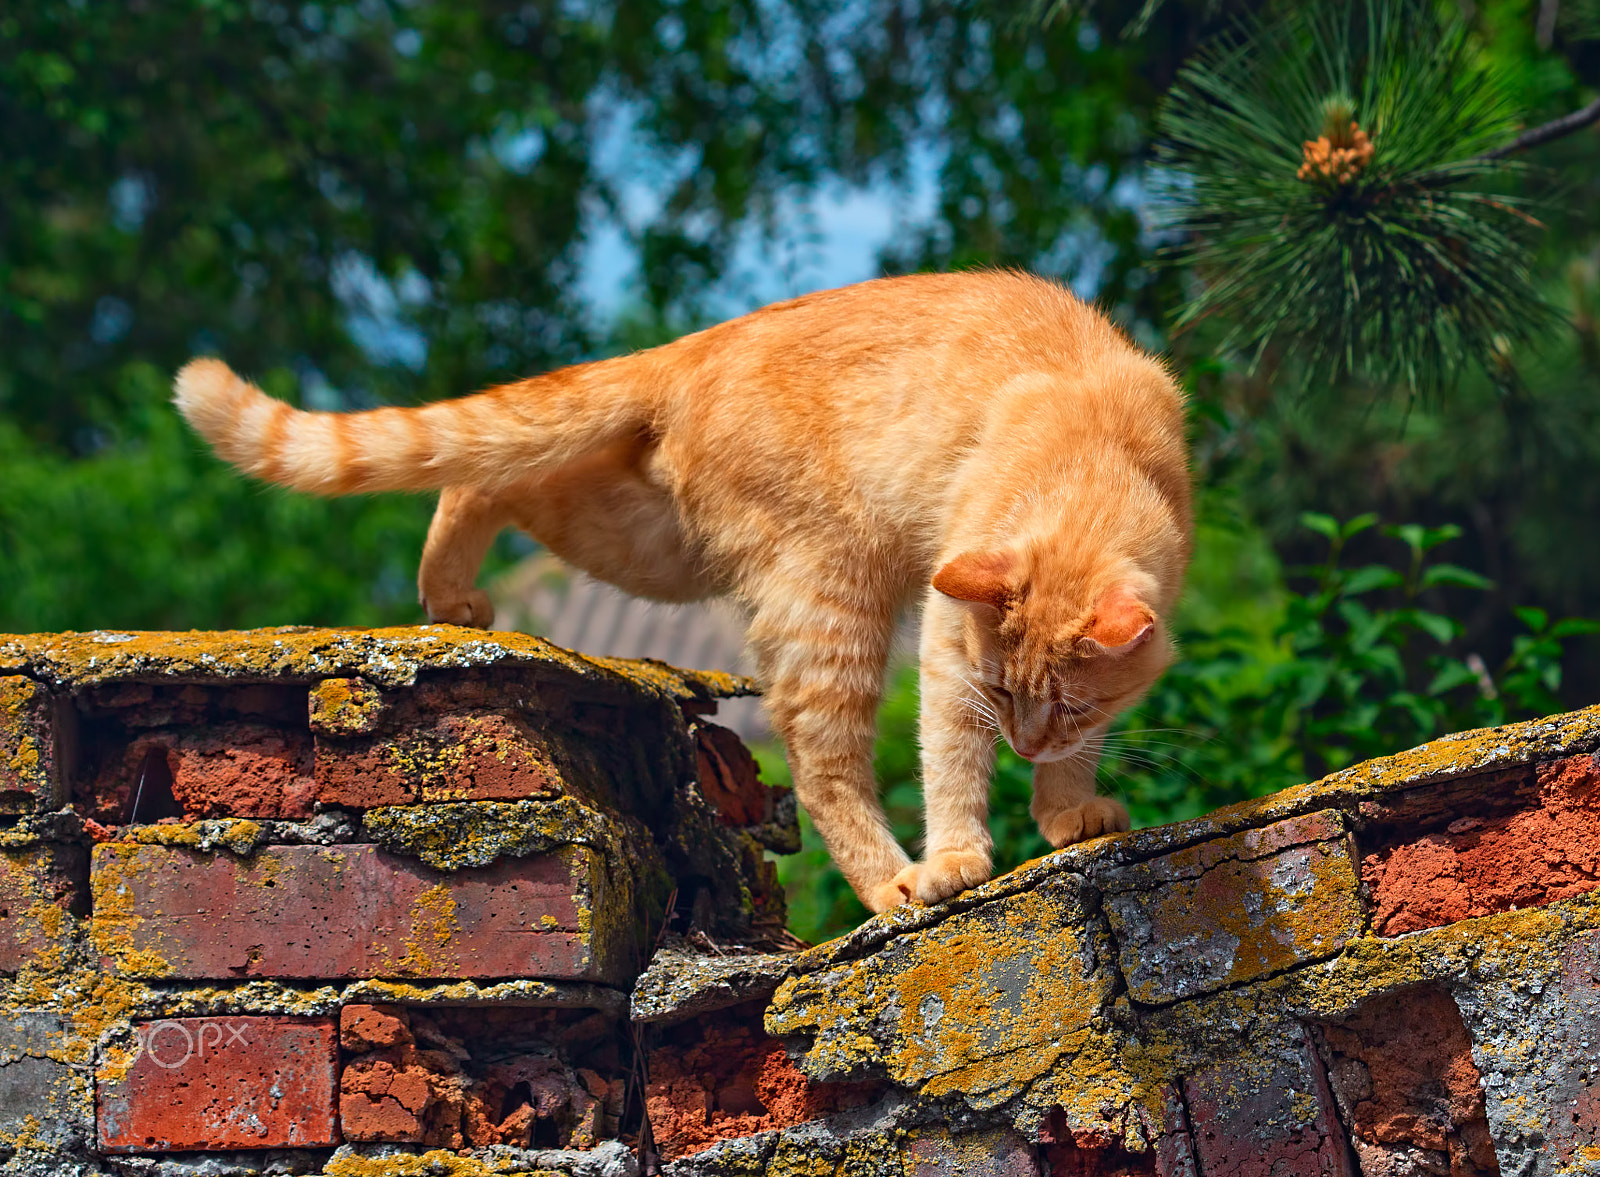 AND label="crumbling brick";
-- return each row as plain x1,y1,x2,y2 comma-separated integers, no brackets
1318,987,1498,1177
1104,810,1363,1004
0,675,64,813
646,1012,883,1162
97,1016,338,1151
1364,754,1600,936
92,842,633,983
693,721,770,827
88,724,314,822
1039,1107,1164,1176
307,676,389,736
338,1004,613,1151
